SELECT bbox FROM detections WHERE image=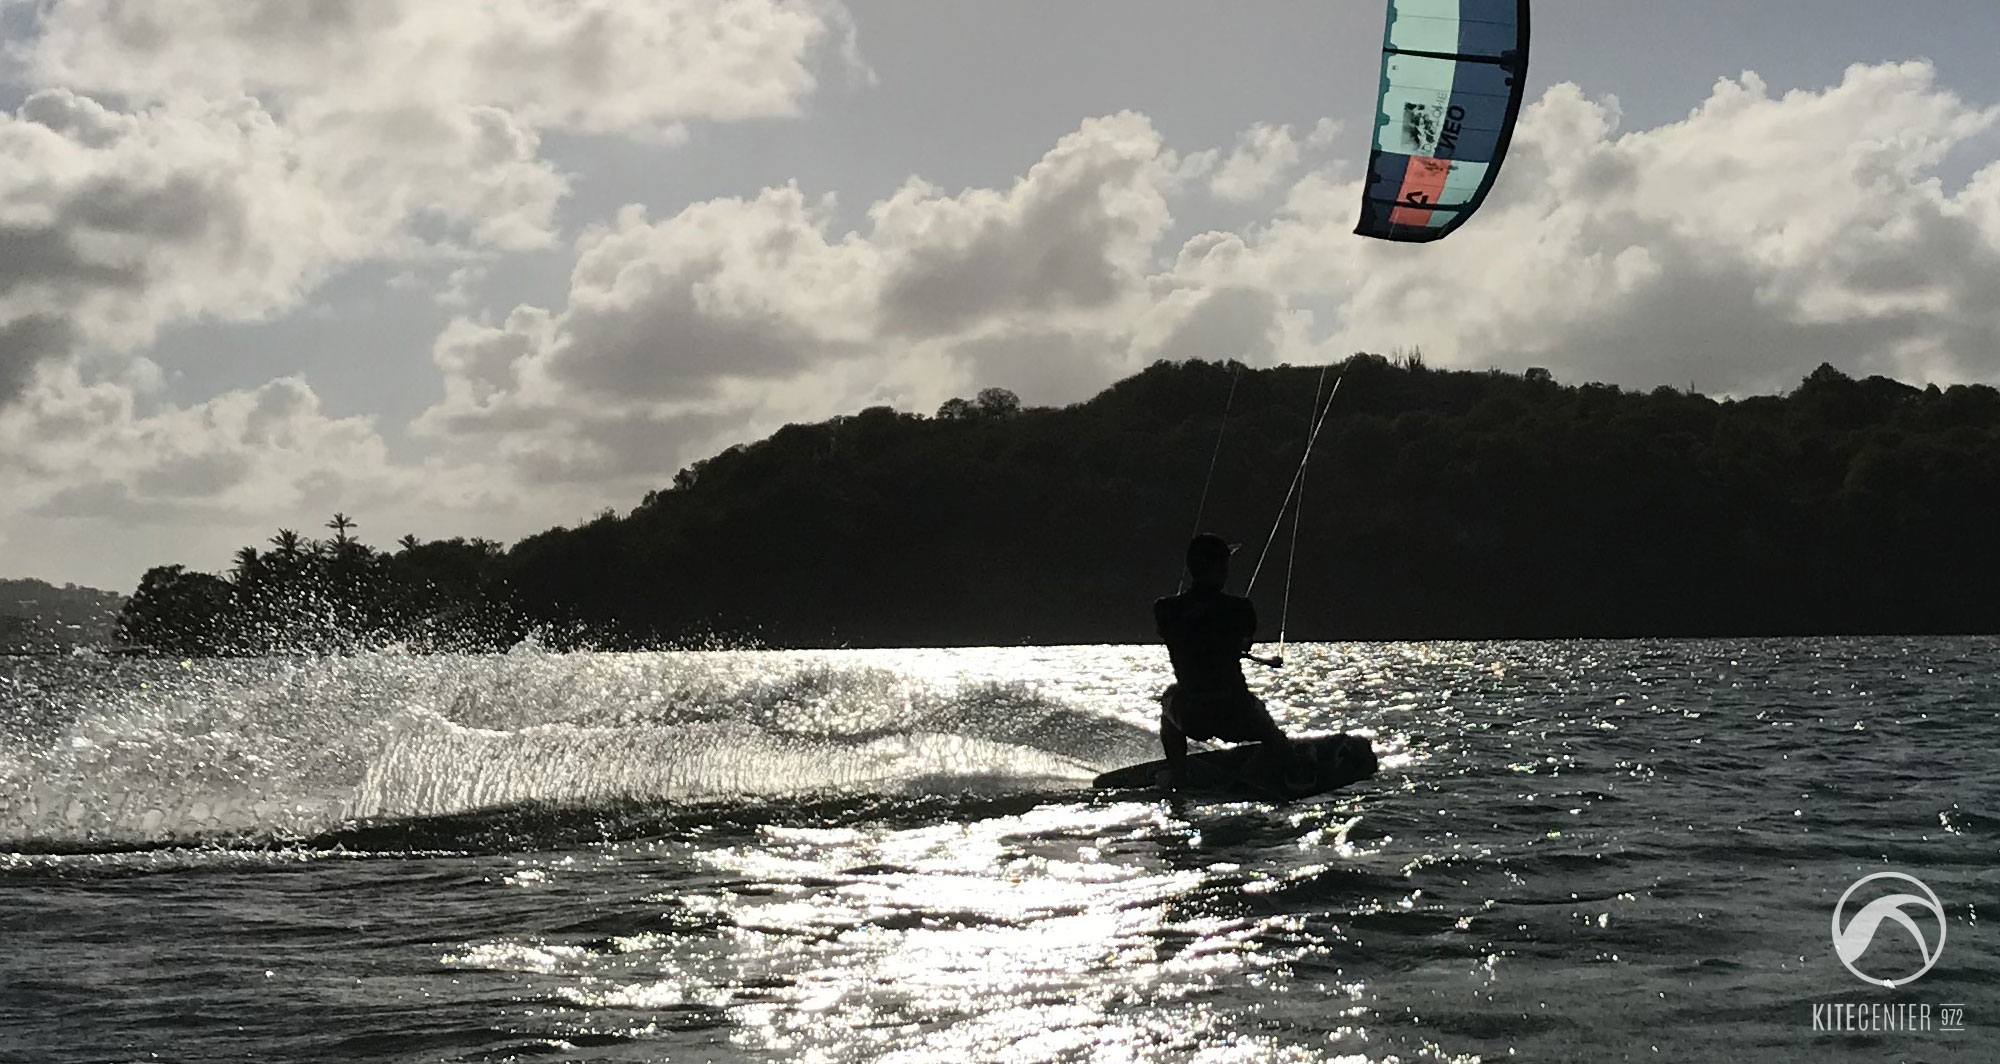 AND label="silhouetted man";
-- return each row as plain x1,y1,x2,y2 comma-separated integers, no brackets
1153,533,1300,788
